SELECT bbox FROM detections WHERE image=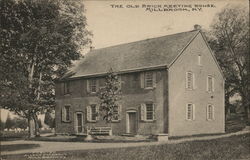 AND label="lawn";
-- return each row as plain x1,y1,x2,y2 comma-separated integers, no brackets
0,129,53,141
2,133,249,160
